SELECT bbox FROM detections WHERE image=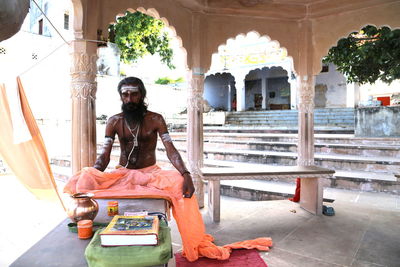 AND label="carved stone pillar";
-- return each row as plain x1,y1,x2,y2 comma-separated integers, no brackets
297,75,315,166
187,72,204,208
236,78,246,112
231,72,246,112
261,77,267,110
70,40,98,174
